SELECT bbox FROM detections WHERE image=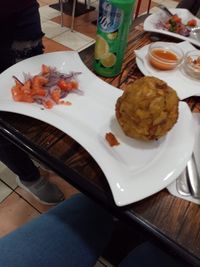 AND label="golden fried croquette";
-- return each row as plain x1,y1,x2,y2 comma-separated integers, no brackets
115,76,179,141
